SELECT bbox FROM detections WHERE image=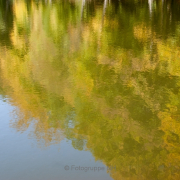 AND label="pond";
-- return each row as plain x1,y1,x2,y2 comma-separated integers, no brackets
0,0,180,179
